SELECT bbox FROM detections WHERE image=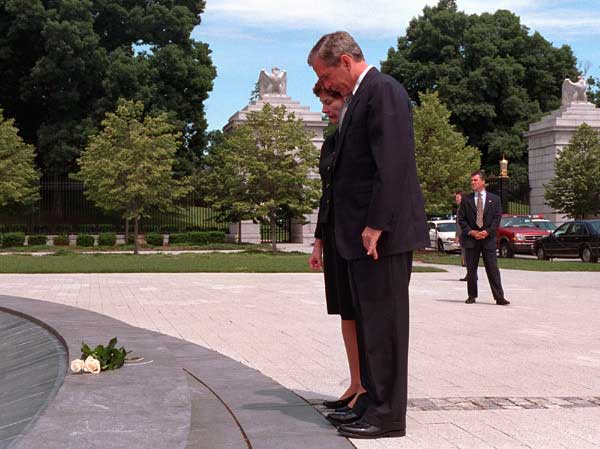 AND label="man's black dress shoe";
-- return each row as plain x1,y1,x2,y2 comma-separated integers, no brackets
323,394,354,409
327,409,361,426
496,298,510,305
460,276,468,281
465,297,476,304
337,420,406,439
